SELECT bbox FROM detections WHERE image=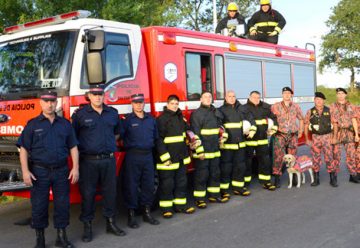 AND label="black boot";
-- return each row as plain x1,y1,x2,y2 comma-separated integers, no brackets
127,209,139,229
311,172,320,186
55,229,74,248
142,206,160,225
349,174,360,184
81,221,92,242
34,229,45,248
106,217,126,236
274,175,281,188
330,172,338,187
